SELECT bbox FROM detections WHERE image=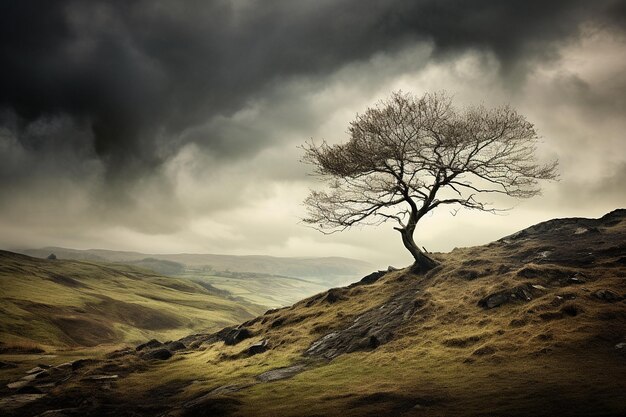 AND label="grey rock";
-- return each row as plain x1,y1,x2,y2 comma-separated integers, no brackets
85,374,118,381
223,328,252,345
142,348,172,361
256,364,306,382
54,362,73,370
593,289,622,302
479,293,508,309
106,348,134,359
323,288,347,303
71,359,98,371
136,339,163,352
351,270,387,287
165,341,186,351
246,339,268,356
478,285,535,309
26,366,47,374
306,281,426,358
7,380,30,389
567,272,588,284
